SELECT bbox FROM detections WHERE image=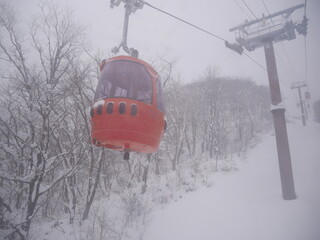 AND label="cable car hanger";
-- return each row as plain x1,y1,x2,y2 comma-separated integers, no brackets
110,0,144,58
